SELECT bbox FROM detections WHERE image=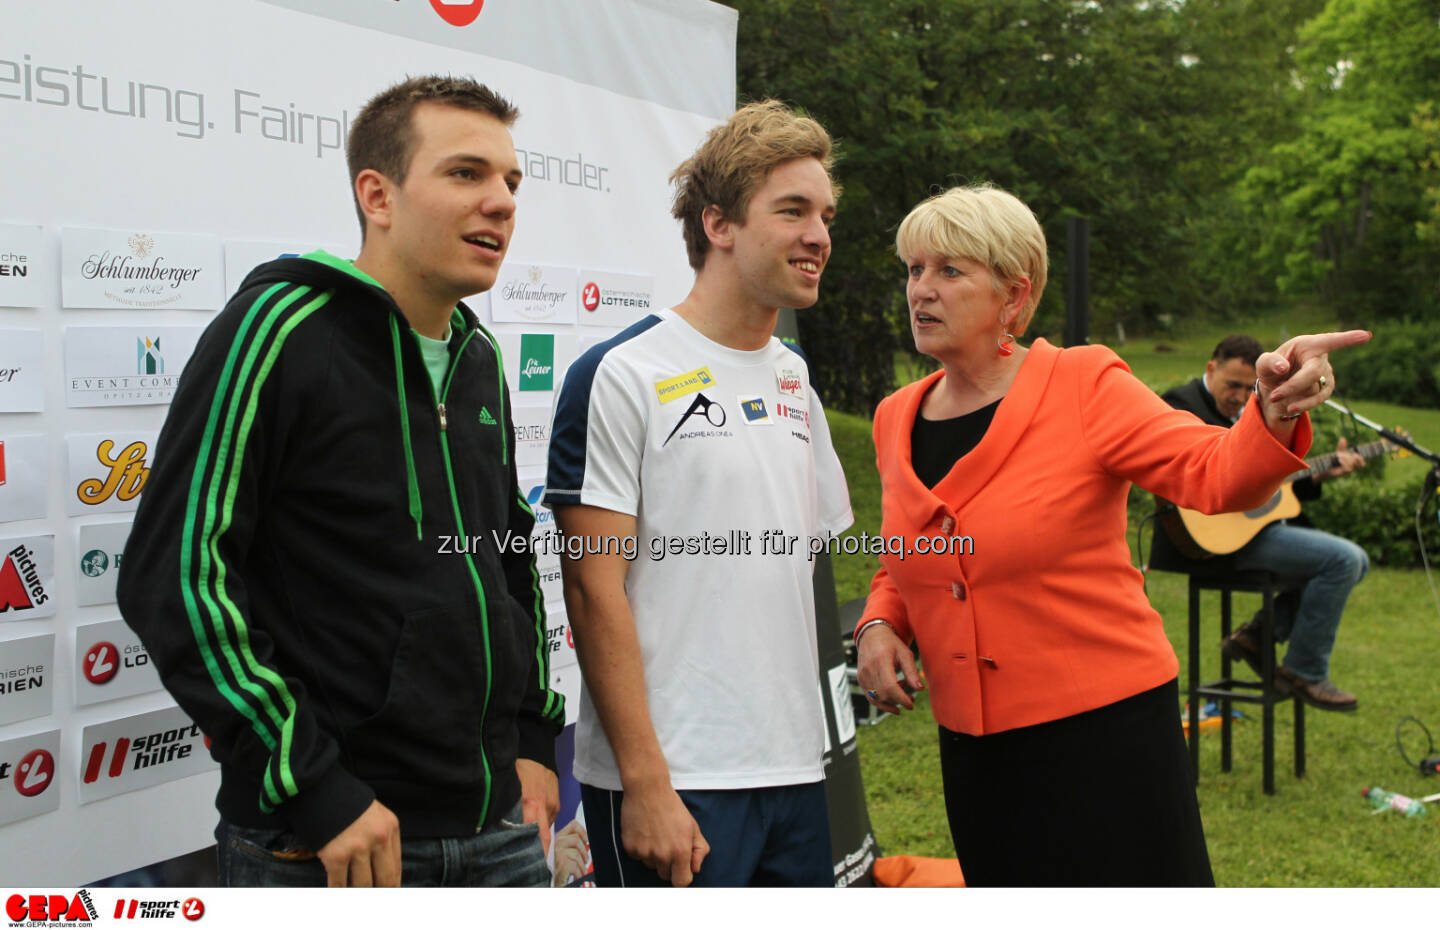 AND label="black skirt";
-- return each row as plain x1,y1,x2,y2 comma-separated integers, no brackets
939,678,1214,887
